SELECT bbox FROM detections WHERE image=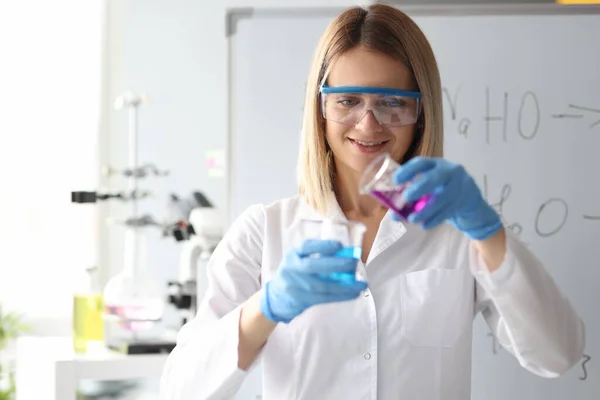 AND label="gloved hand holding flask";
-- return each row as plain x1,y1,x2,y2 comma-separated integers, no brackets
361,153,503,241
